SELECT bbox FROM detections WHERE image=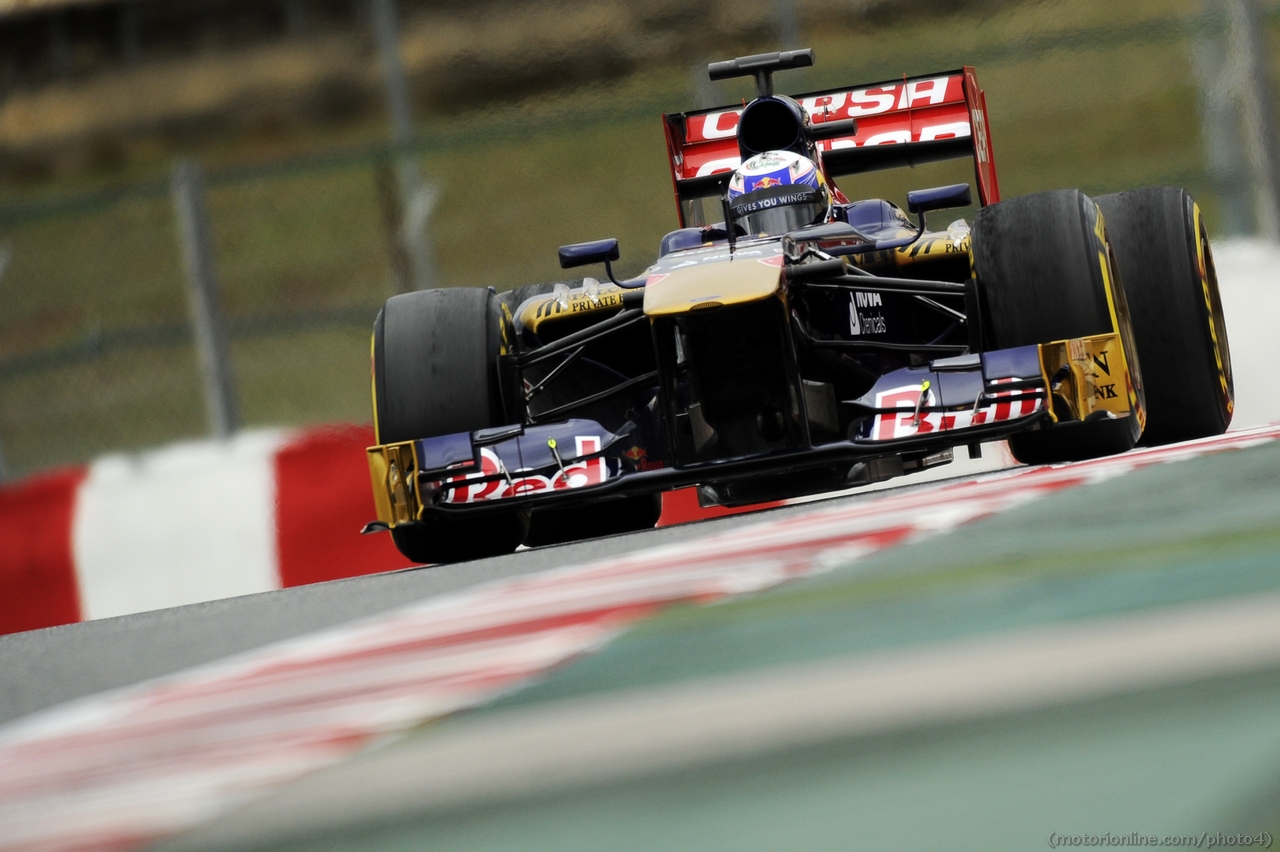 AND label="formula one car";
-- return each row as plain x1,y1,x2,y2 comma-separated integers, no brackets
365,49,1234,563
